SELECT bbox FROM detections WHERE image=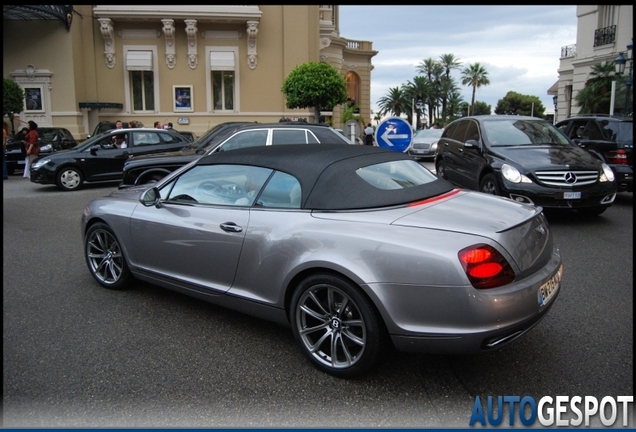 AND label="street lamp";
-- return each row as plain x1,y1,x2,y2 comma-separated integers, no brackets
612,52,626,116
411,98,425,130
614,39,633,116
553,95,558,124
